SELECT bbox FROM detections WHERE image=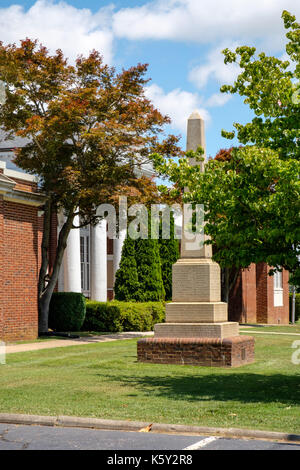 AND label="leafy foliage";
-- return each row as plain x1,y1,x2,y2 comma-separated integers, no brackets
220,10,300,161
0,39,181,331
82,300,165,332
153,145,300,282
0,39,180,214
152,10,300,285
